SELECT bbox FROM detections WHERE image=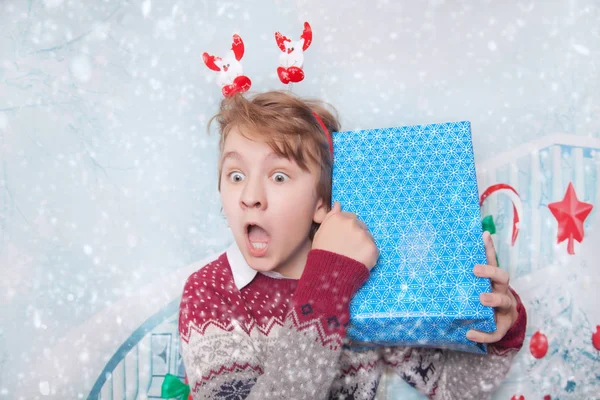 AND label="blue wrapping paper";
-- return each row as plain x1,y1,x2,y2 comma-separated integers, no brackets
332,121,496,354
